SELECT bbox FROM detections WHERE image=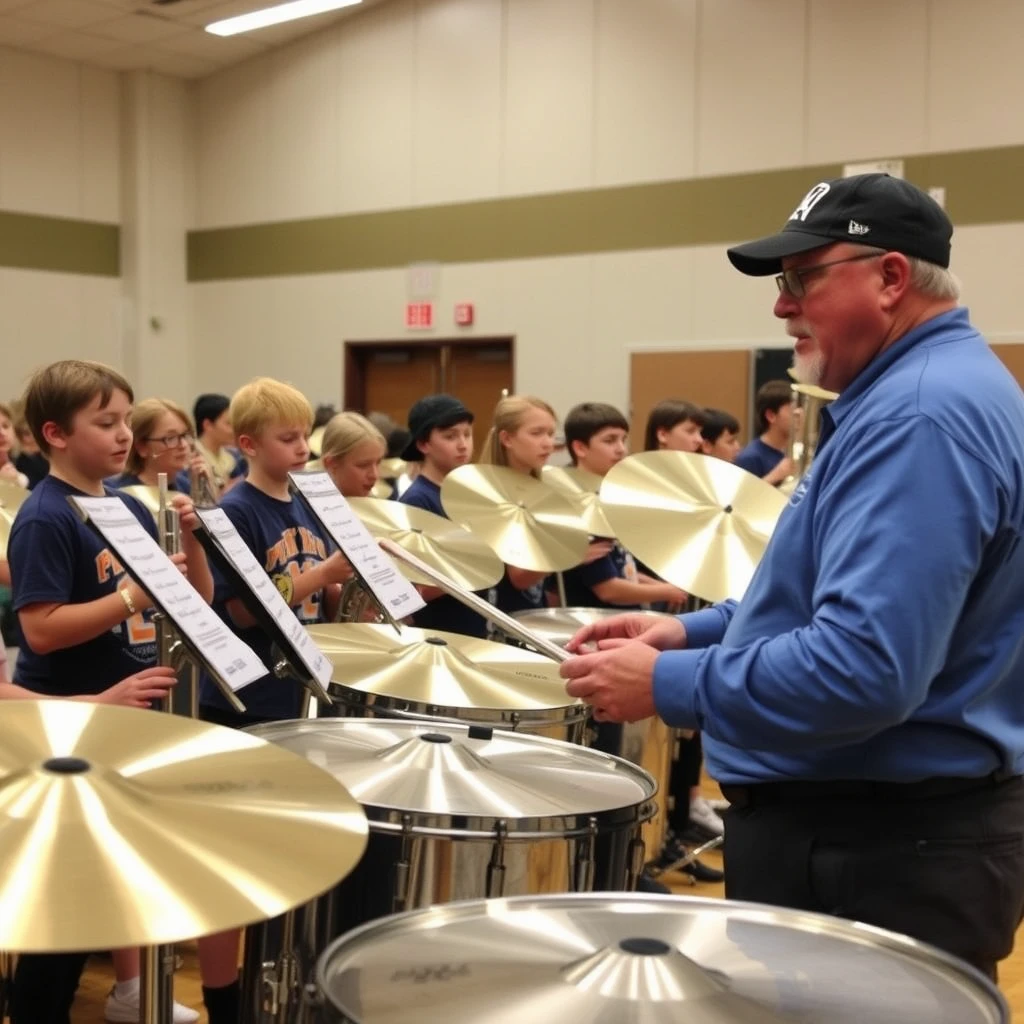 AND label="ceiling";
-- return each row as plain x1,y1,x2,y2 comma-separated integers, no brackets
0,0,387,79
